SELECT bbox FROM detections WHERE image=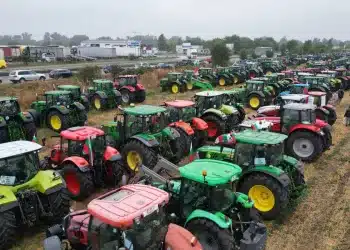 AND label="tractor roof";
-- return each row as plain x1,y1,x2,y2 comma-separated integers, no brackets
179,159,242,186
164,100,195,108
304,76,325,79
293,83,309,87
118,75,137,78
195,91,223,97
0,141,41,159
0,96,17,102
88,184,169,228
281,94,309,101
199,67,212,70
60,126,105,141
307,91,326,96
297,72,313,76
283,102,316,110
321,70,336,73
246,80,265,84
123,105,166,115
234,130,288,145
168,72,183,75
57,85,80,89
93,79,113,83
45,90,71,95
